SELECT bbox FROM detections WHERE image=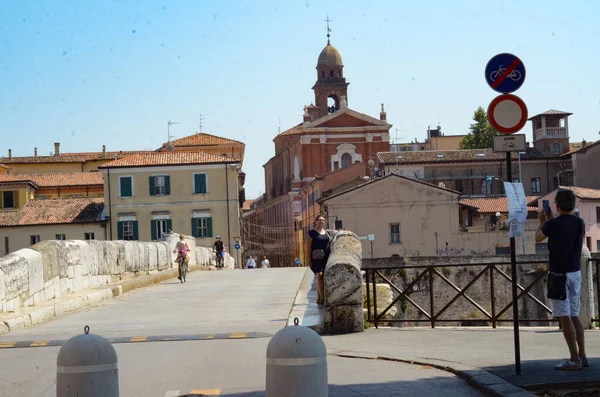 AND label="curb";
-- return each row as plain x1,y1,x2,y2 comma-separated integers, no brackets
0,265,210,336
329,351,535,397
